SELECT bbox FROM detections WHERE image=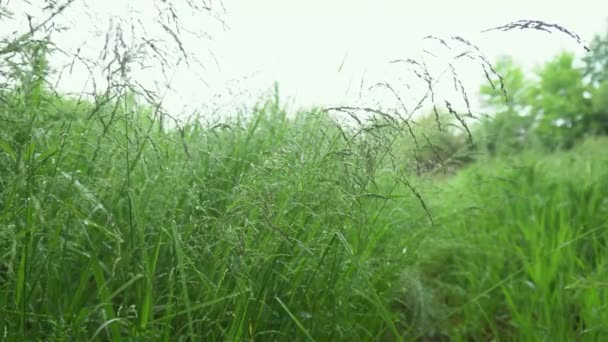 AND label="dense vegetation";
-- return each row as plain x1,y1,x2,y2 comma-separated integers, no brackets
1,12,607,342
